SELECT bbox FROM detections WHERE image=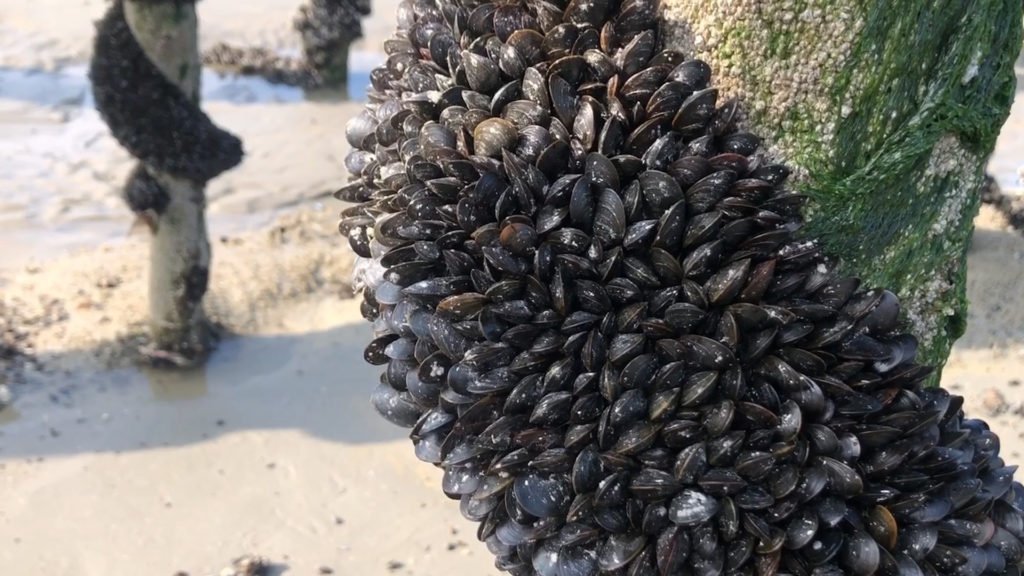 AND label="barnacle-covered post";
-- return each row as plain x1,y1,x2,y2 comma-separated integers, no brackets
90,0,243,363
295,0,372,87
659,1,1022,376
